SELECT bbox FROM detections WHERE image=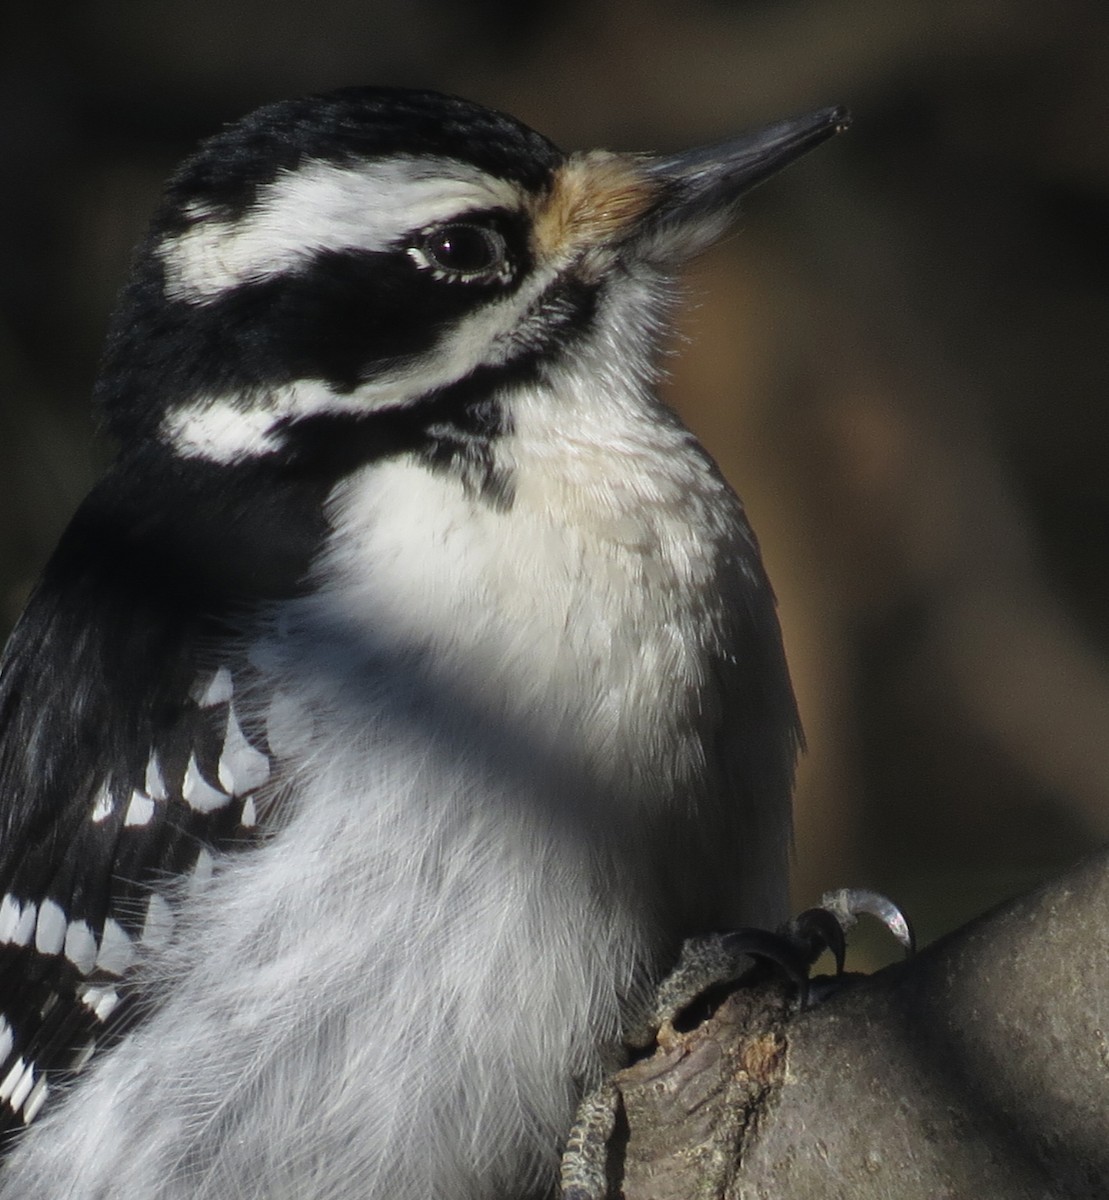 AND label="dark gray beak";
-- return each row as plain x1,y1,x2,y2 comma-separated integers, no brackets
638,106,850,258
